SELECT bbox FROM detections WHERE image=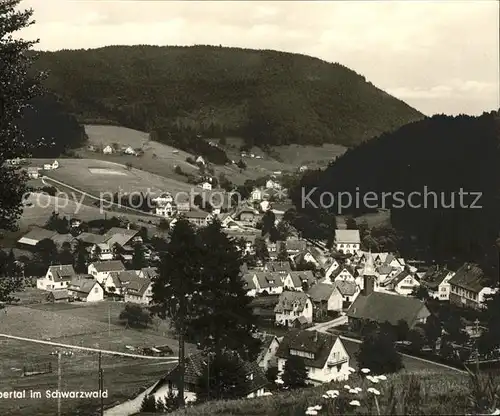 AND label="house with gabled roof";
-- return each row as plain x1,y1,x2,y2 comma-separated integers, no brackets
87,260,126,284
67,276,104,302
307,283,343,317
103,270,138,295
148,351,269,404
448,263,498,309
255,332,280,371
421,266,455,301
37,265,77,290
254,272,284,295
334,230,360,254
334,280,360,308
243,273,258,297
274,291,313,327
276,330,350,385
283,271,315,291
124,277,153,305
385,269,420,296
137,267,158,280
